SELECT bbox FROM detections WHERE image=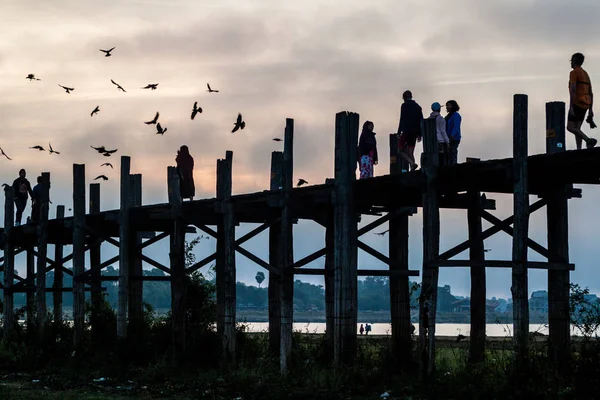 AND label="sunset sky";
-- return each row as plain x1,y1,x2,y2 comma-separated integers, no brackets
1,0,599,299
